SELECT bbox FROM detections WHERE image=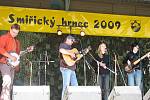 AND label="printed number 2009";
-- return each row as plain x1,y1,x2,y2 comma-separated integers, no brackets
94,20,121,29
